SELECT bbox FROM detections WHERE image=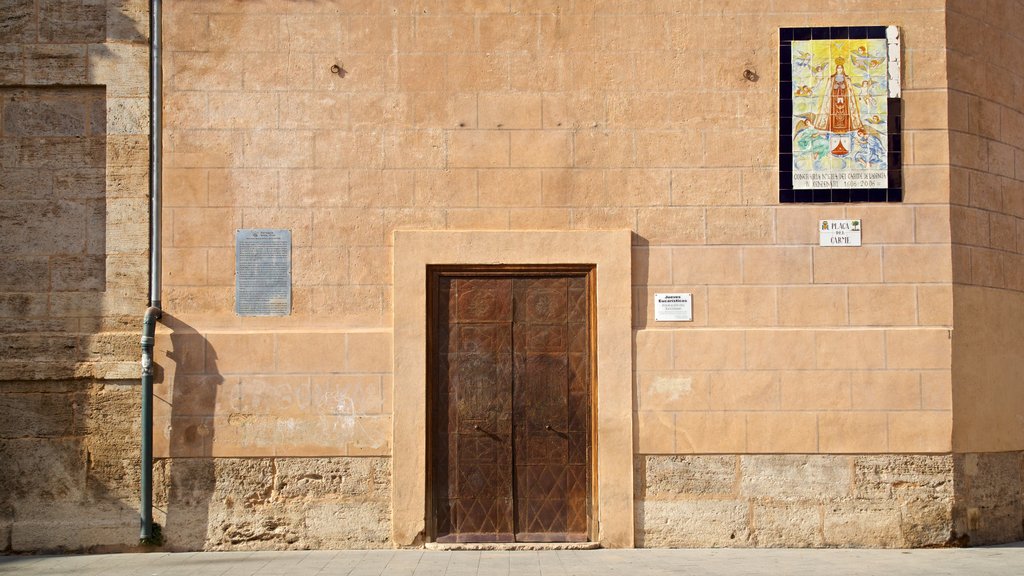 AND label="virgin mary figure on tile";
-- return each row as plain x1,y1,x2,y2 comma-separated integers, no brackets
813,58,864,135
